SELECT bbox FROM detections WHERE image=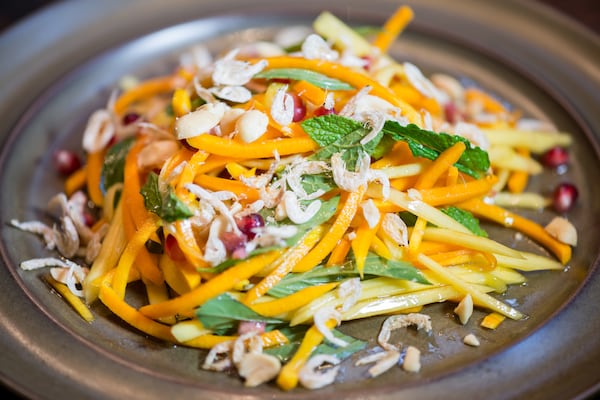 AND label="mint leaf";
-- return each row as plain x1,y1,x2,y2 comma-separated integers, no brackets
140,172,193,222
284,195,340,246
300,173,336,196
255,68,354,90
301,115,363,146
265,327,366,362
100,137,135,193
195,293,284,335
267,253,429,298
382,121,490,178
442,206,488,237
